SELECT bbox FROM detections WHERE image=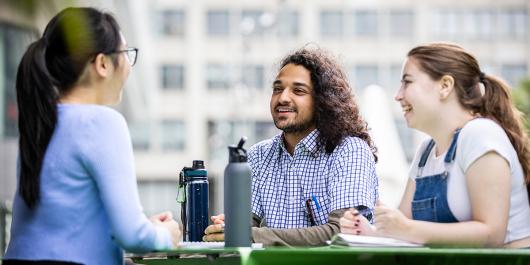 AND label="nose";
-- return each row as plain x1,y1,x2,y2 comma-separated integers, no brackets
278,87,292,104
394,86,404,102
